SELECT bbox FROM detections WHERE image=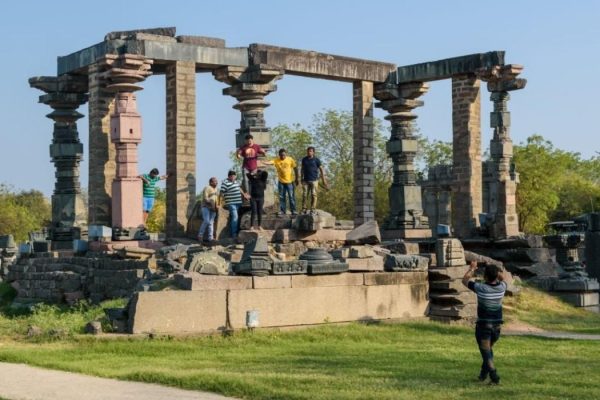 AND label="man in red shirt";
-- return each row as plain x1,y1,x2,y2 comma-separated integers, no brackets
236,134,266,174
